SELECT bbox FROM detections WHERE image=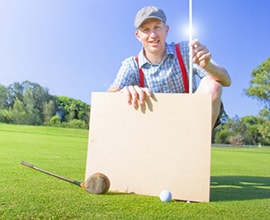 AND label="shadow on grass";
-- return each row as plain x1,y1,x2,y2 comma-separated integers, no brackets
210,176,270,201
